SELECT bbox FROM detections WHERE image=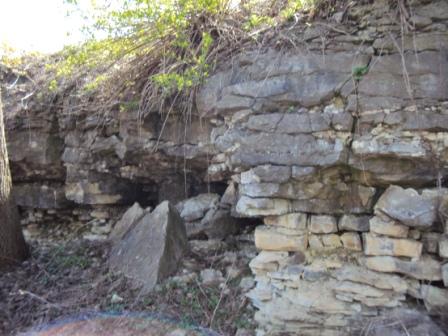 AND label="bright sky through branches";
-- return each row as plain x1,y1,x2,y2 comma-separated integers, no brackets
0,0,88,54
